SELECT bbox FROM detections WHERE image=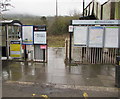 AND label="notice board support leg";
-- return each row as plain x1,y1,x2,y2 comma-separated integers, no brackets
24,45,27,61
69,33,72,63
43,49,45,62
